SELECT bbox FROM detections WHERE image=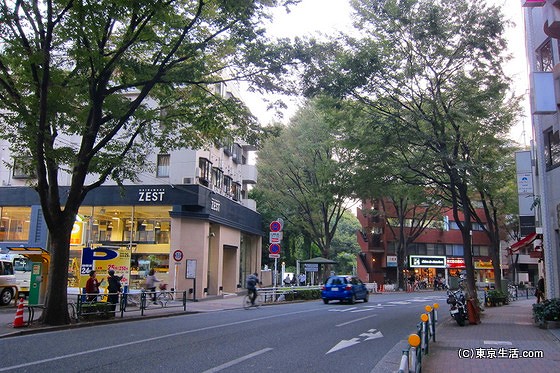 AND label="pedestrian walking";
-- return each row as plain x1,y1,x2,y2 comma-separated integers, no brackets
536,276,545,303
